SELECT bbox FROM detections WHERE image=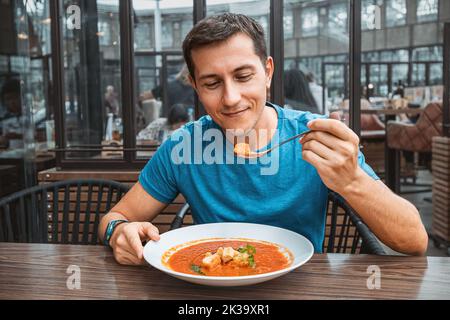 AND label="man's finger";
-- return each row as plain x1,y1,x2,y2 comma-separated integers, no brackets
118,249,144,265
307,118,357,143
300,131,342,152
124,230,145,260
302,149,327,167
302,139,335,161
140,223,160,242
